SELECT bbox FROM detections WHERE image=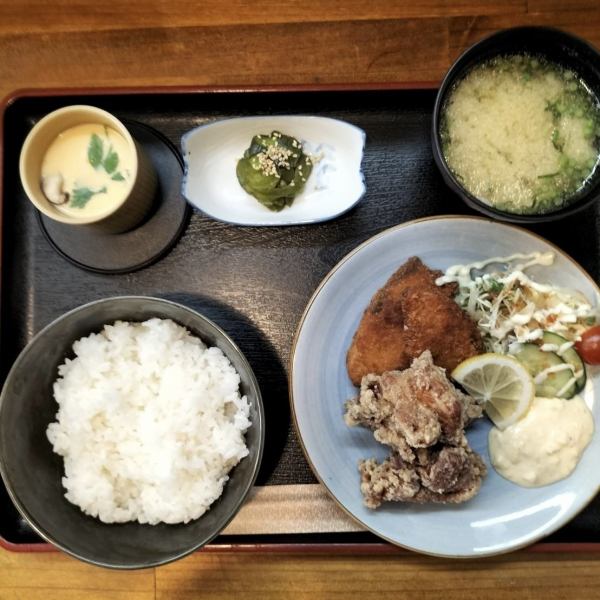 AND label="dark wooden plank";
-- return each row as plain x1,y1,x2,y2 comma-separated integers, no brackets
0,546,154,600
0,0,526,34
2,10,600,103
2,3,600,599
156,551,600,600
528,0,598,13
448,12,600,61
